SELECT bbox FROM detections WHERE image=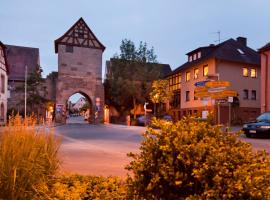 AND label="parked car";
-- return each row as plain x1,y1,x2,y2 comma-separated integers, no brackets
242,112,270,138
137,115,152,126
162,115,173,121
